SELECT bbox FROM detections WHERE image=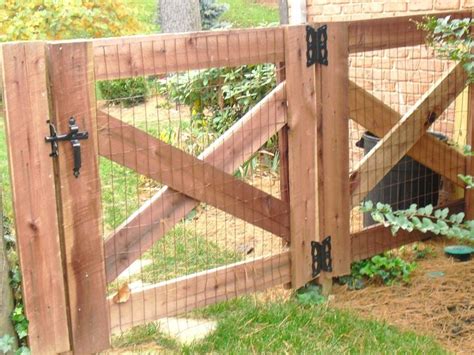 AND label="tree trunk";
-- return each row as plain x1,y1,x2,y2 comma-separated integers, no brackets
279,0,289,25
0,189,16,347
159,0,202,33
